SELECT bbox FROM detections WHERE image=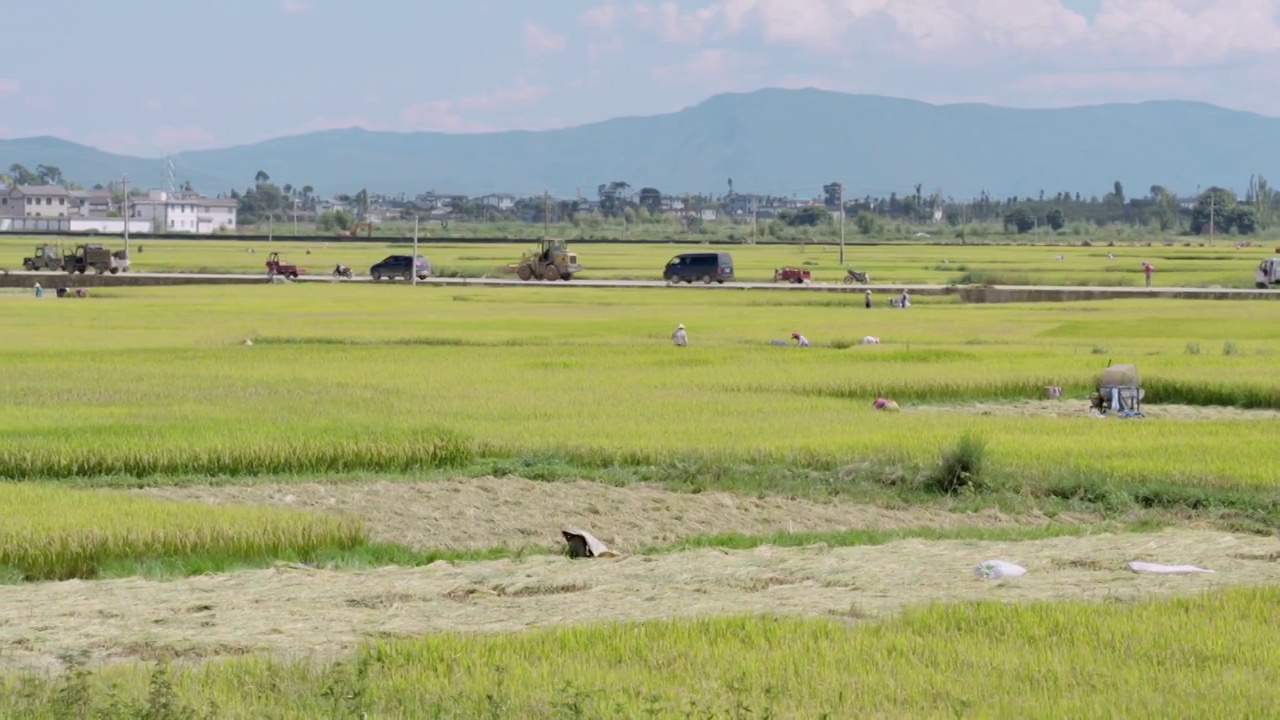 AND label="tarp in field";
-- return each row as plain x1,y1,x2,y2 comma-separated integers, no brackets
1099,363,1139,388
